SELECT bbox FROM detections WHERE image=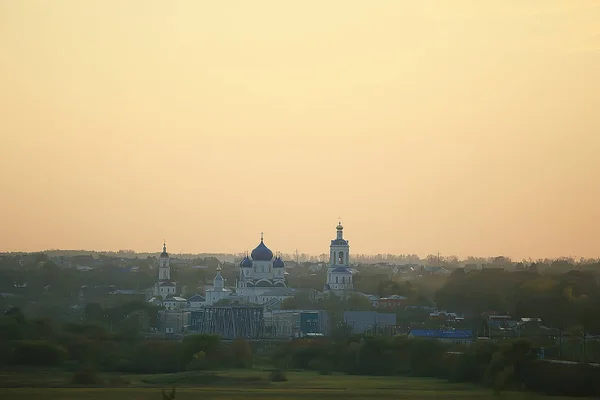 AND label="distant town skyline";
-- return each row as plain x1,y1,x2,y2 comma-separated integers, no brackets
1,1,599,260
